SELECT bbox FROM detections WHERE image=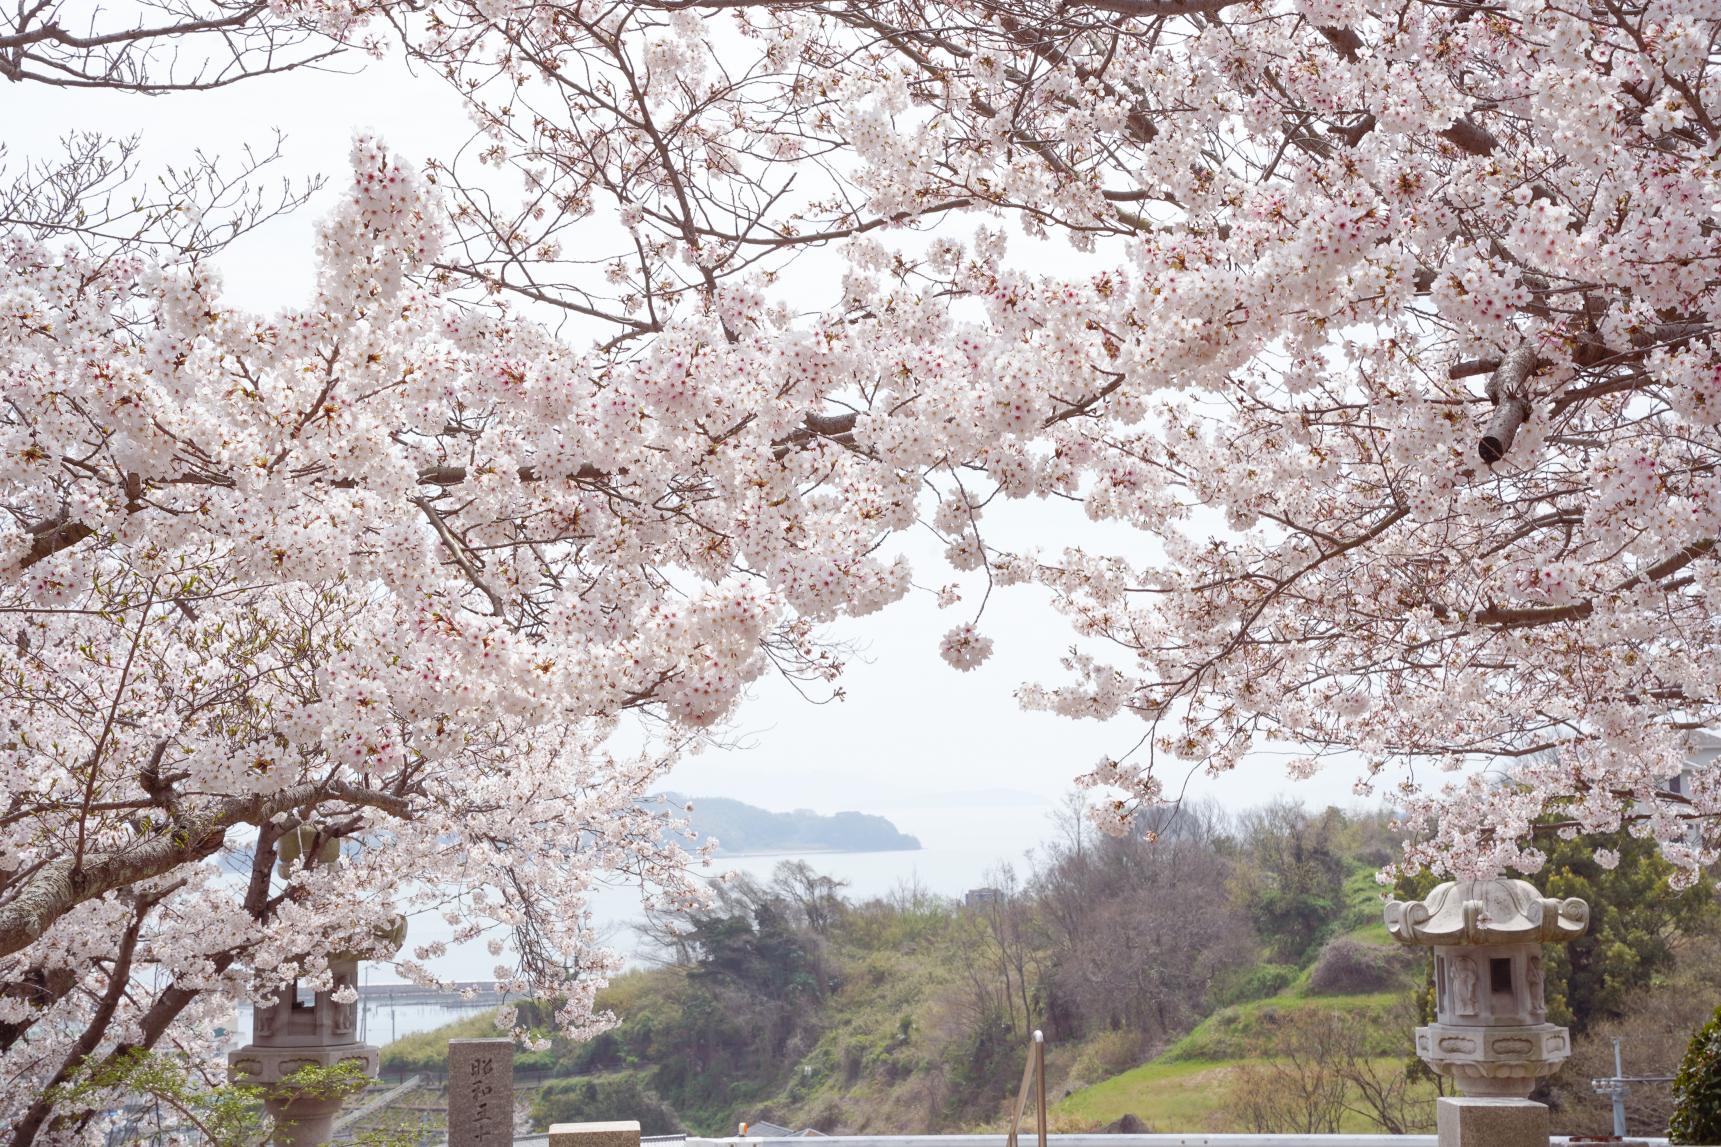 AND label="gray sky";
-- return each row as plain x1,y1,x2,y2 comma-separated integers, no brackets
7,50,1379,825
